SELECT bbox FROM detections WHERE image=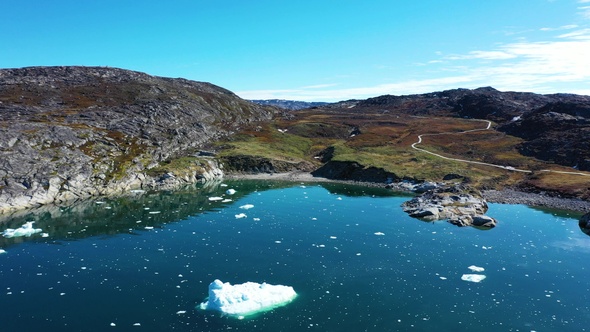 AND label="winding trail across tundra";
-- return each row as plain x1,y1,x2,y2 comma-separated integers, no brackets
411,119,590,177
